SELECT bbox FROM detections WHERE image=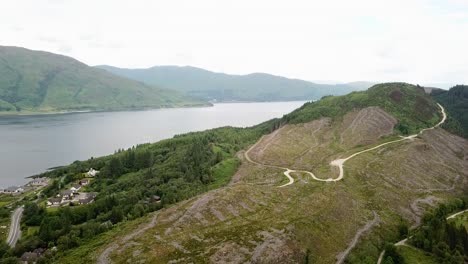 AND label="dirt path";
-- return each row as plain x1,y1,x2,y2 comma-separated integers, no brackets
245,104,447,186
336,211,380,264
